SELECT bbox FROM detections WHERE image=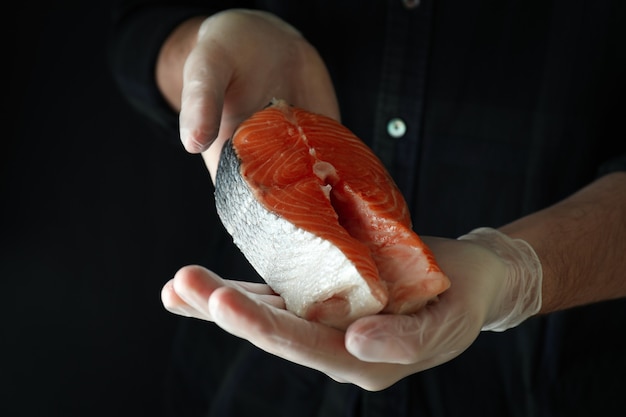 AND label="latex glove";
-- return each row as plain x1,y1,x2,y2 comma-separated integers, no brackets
179,9,339,179
346,228,543,368
162,228,542,390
